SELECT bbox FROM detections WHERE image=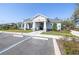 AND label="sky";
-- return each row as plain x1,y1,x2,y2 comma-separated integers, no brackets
0,3,76,24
